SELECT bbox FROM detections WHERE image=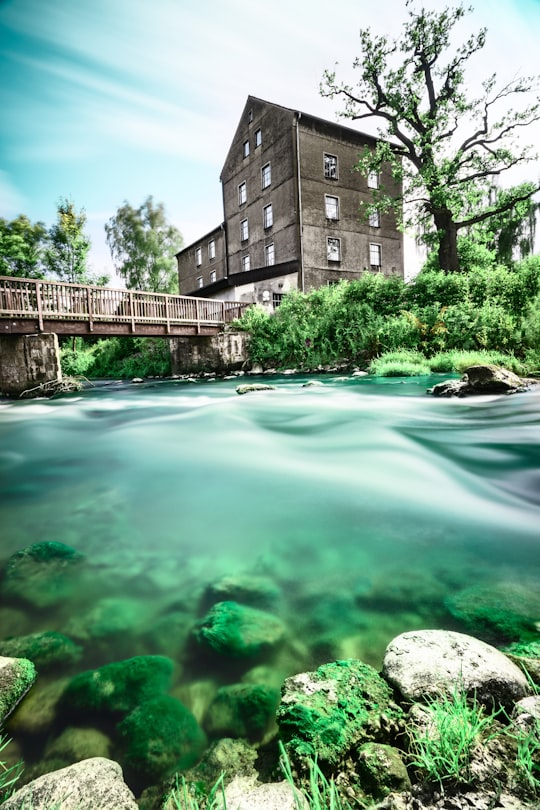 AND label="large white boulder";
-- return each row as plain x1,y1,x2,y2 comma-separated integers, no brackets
382,629,530,708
